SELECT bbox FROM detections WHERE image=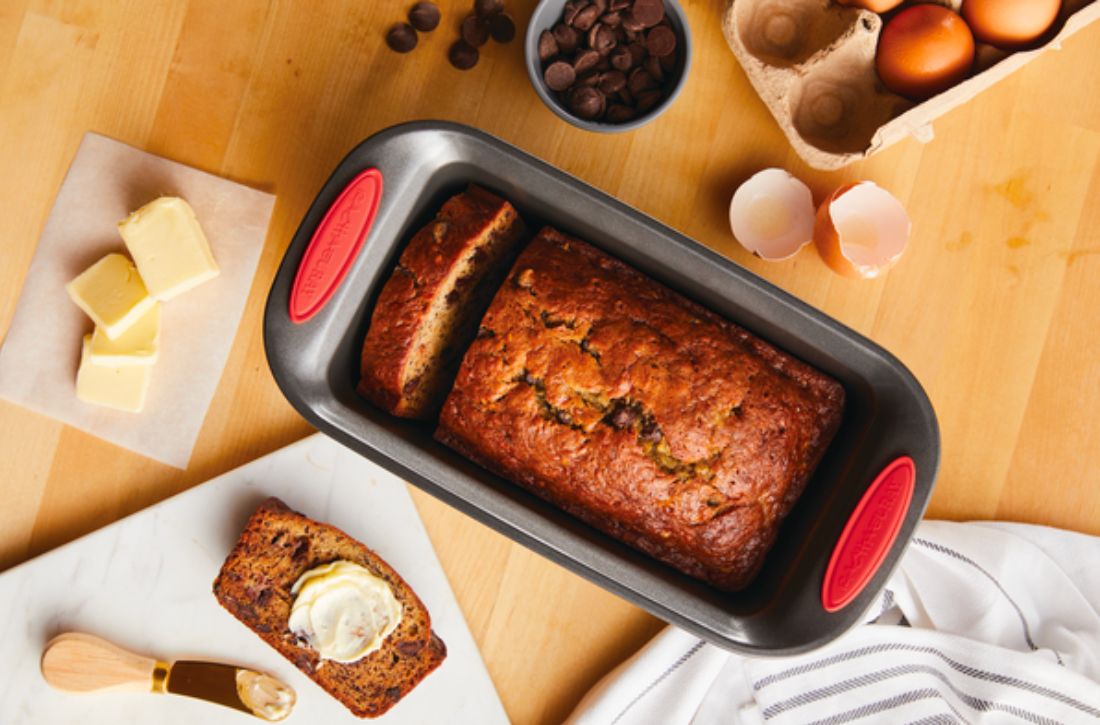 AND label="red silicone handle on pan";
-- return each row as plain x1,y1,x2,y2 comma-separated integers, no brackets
821,456,916,613
289,168,383,324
